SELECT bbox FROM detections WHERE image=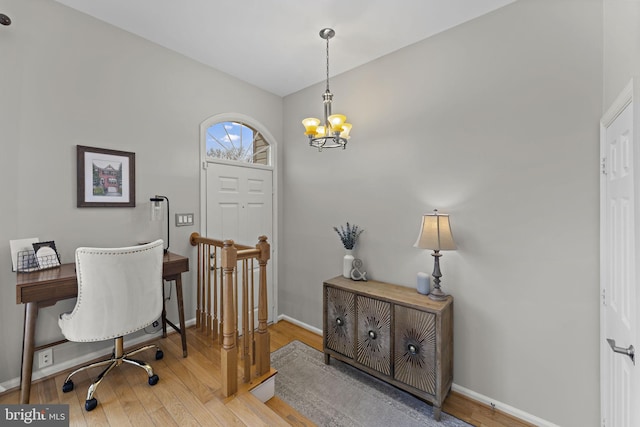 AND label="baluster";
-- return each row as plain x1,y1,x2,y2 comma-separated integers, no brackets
212,245,219,341
250,257,255,365
196,241,202,330
205,243,212,336
242,259,250,381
